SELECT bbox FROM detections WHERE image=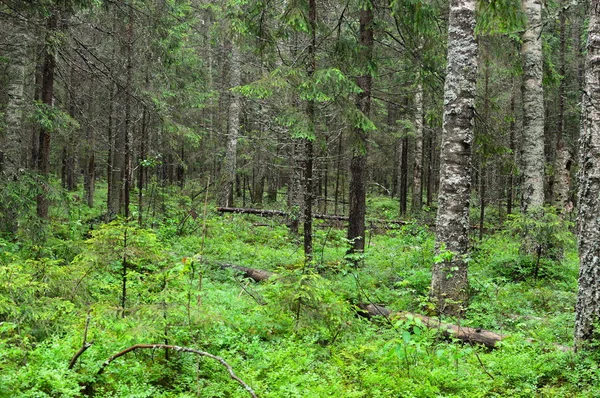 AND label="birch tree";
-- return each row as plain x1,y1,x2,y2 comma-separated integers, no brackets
430,0,478,315
575,0,600,346
520,0,545,211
